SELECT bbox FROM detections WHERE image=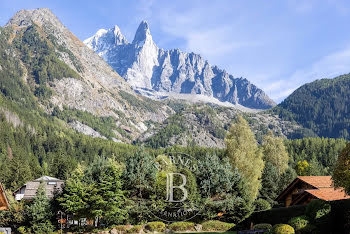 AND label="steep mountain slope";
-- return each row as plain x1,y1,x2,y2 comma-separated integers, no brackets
2,8,171,142
271,74,350,139
85,22,276,109
138,102,304,148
